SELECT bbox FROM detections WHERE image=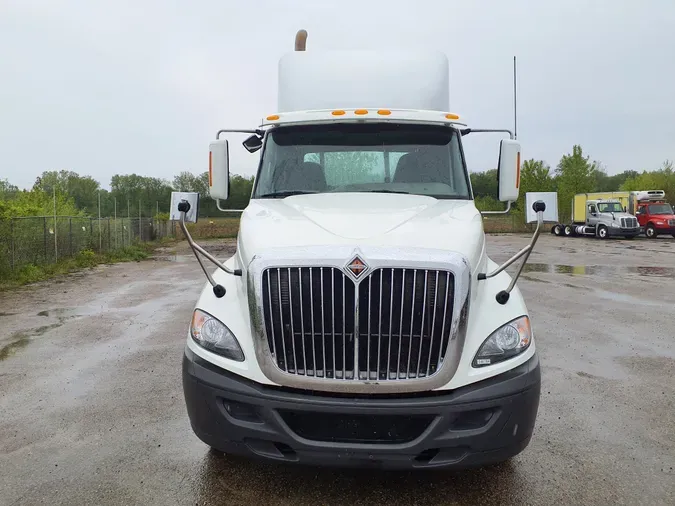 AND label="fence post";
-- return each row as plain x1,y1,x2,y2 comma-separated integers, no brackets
89,218,93,248
108,218,111,251
10,218,15,271
69,218,73,257
43,217,48,262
